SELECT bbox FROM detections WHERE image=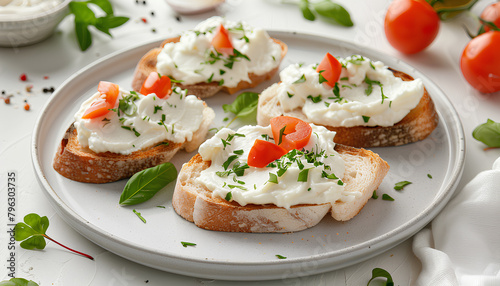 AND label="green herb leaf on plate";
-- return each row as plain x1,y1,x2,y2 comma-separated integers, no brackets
367,267,394,286
472,119,500,148
181,241,196,247
119,163,178,205
300,0,316,21
394,181,412,191
133,209,146,223
276,254,287,259
312,0,354,27
0,278,40,286
382,194,395,201
222,92,259,128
